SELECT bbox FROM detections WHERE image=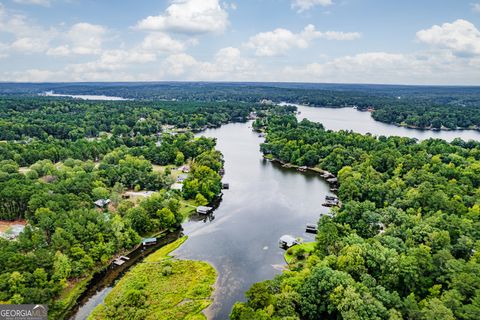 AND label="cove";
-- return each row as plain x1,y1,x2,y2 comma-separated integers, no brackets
174,121,333,319
292,103,480,142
